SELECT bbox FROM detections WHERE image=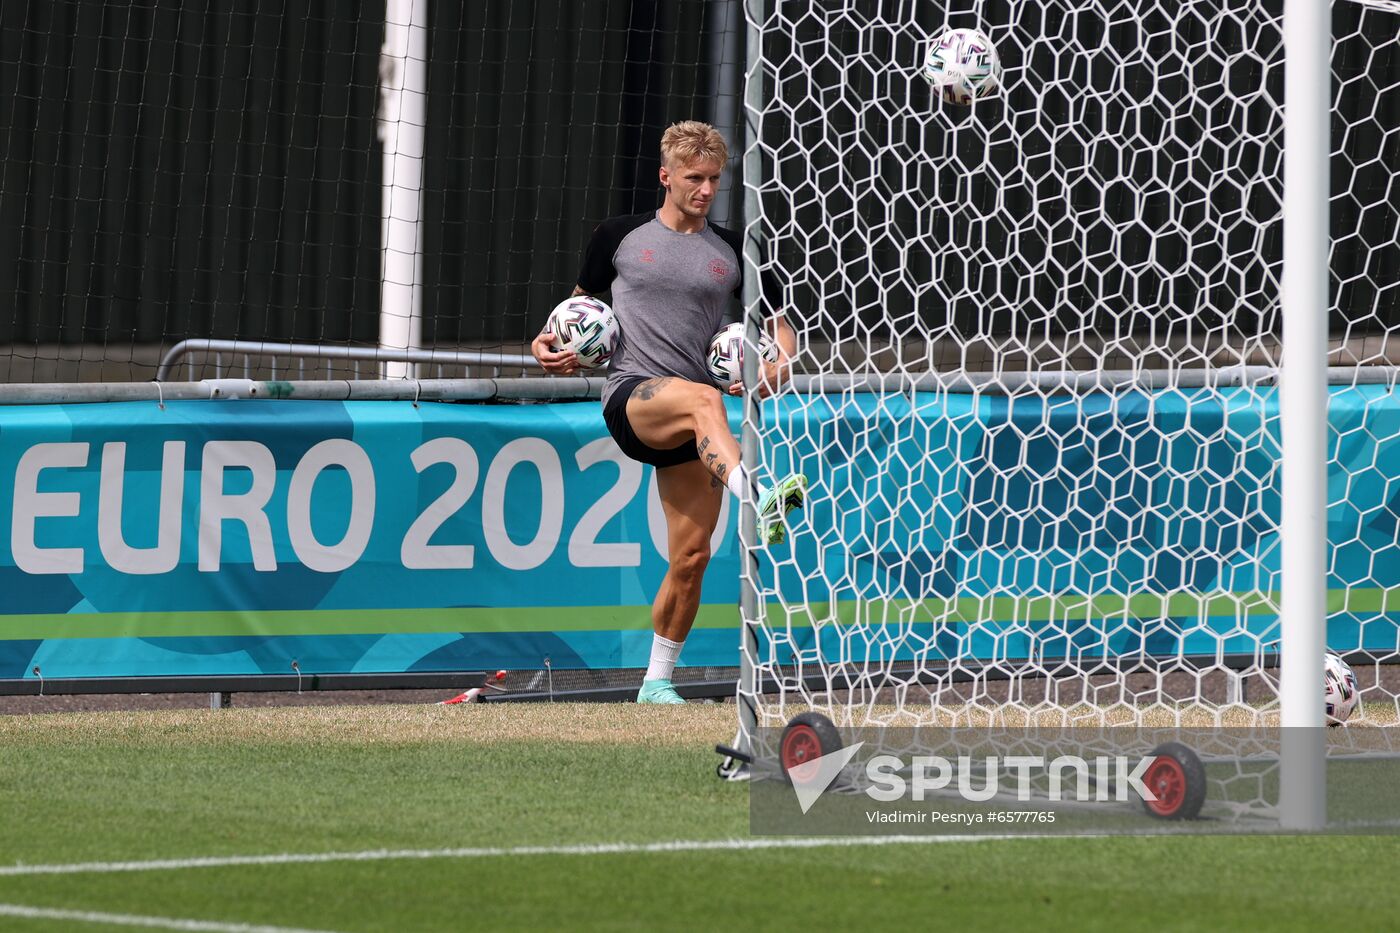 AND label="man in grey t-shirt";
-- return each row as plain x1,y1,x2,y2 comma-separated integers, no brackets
531,121,807,705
